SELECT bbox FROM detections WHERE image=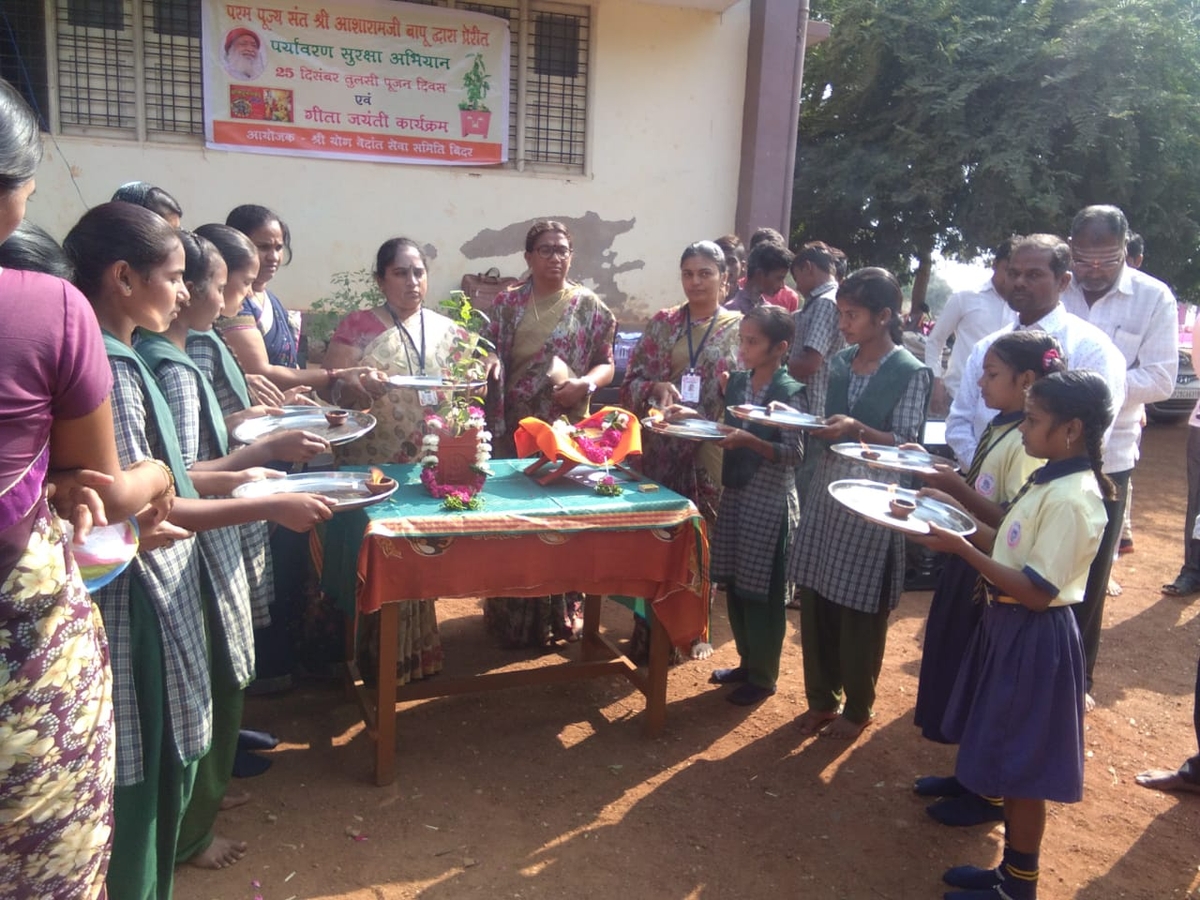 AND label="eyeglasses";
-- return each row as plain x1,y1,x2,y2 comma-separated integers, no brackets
1070,247,1125,269
533,245,572,259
